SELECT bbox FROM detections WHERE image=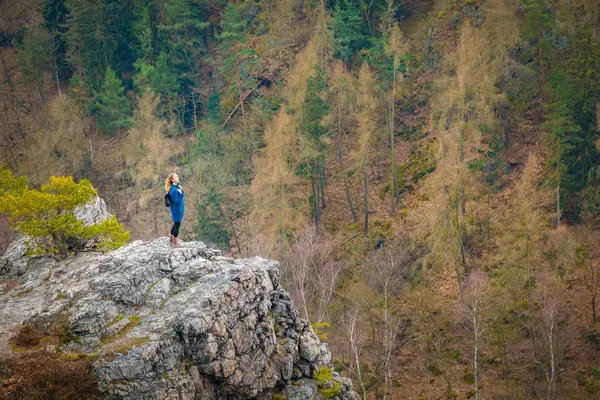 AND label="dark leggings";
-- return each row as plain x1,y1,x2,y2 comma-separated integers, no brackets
171,222,181,238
